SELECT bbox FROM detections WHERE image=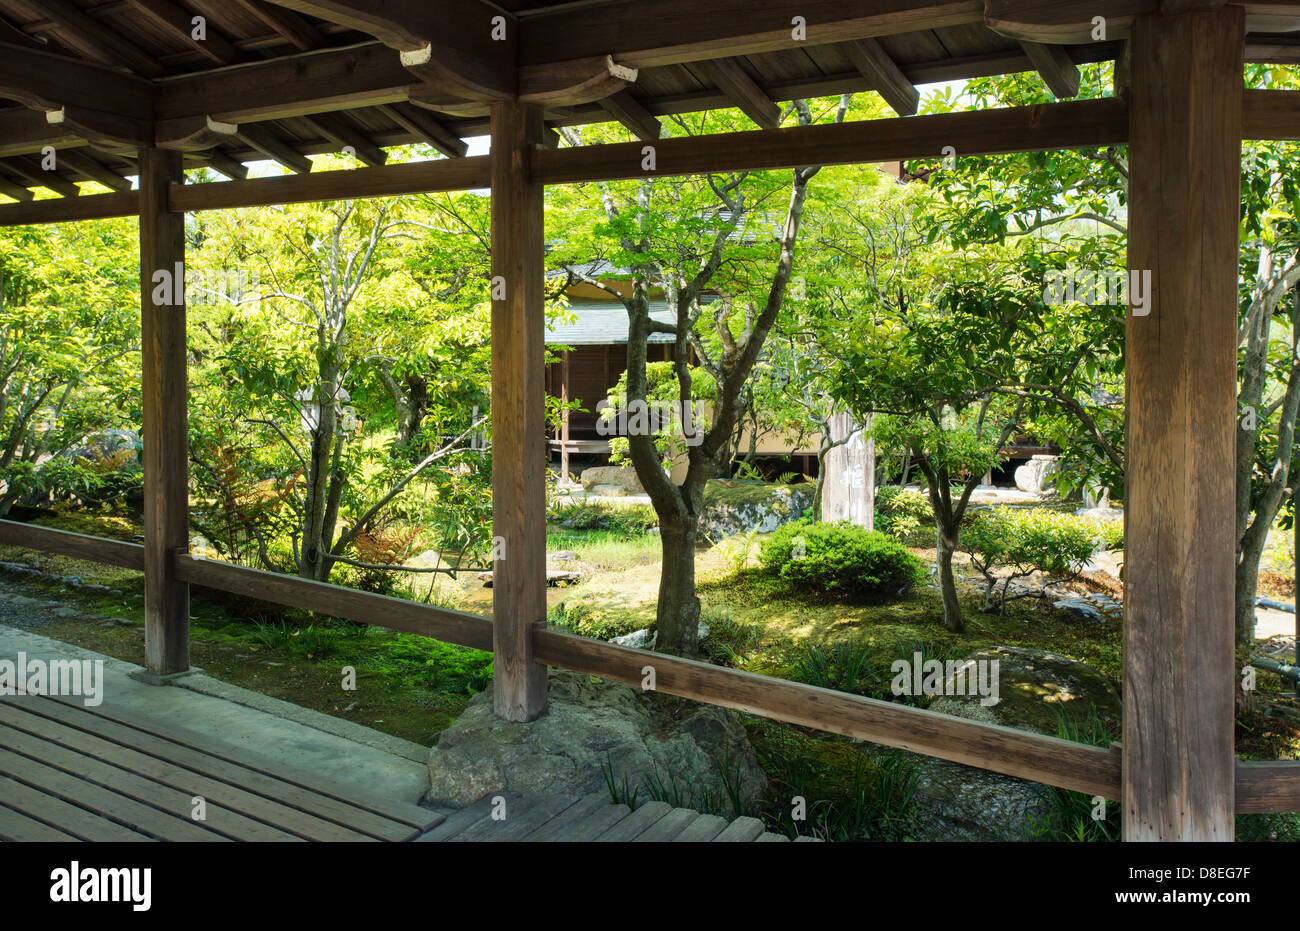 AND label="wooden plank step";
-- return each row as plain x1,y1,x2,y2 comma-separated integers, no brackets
414,795,501,842
633,806,699,841
0,702,377,842
0,717,302,842
550,800,632,841
593,800,672,841
517,793,612,842
0,746,225,841
0,774,150,842
37,693,440,831
12,698,412,840
0,802,81,842
453,795,582,842
673,813,729,842
712,816,766,842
